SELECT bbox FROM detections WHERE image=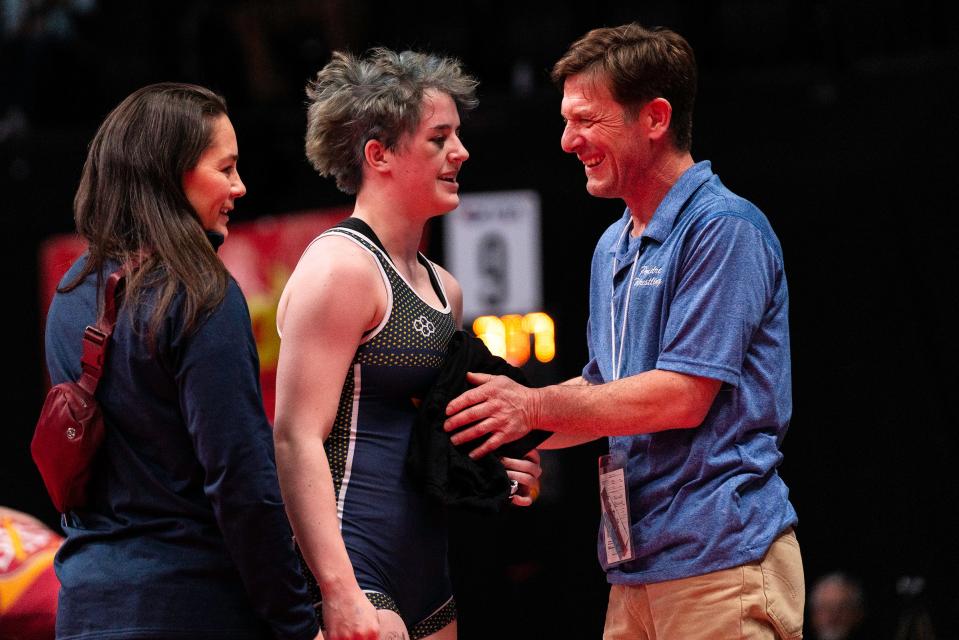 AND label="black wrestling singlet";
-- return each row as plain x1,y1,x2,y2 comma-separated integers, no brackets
301,224,457,638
